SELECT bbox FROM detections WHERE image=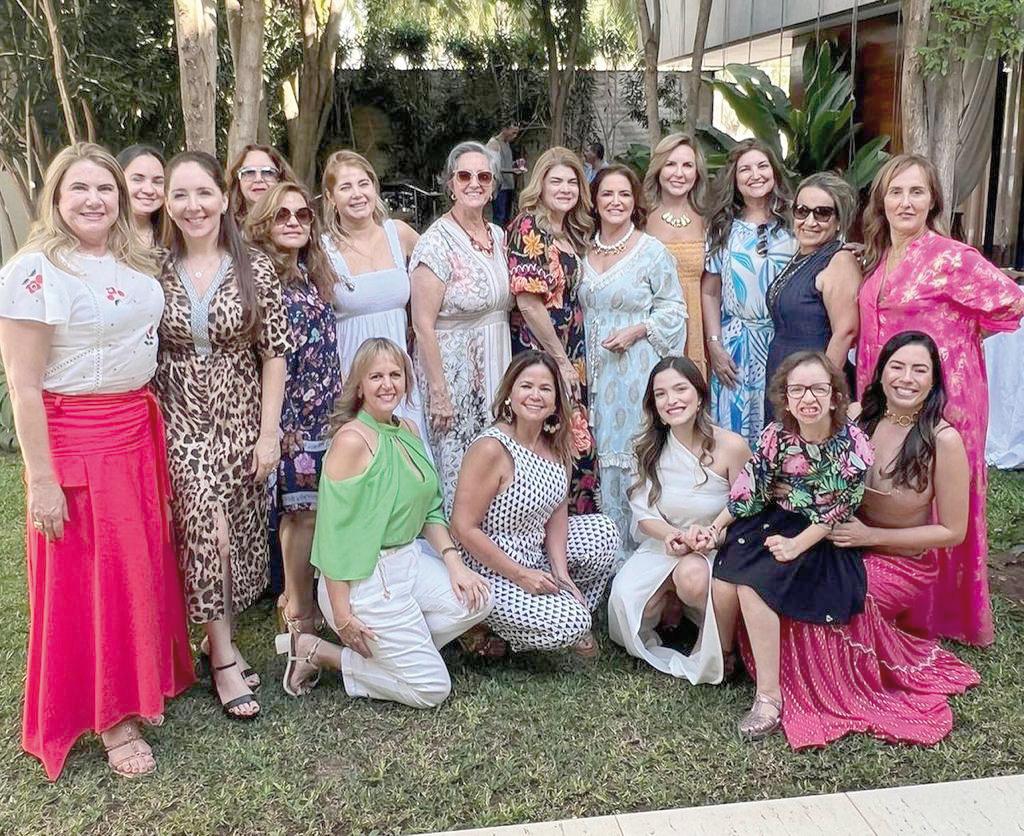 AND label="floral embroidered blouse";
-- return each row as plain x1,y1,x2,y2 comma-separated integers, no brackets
728,420,875,526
